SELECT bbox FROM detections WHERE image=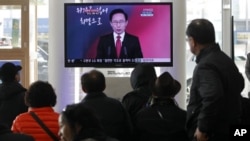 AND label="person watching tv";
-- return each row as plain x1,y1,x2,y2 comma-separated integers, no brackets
0,62,28,129
96,8,143,59
11,81,59,141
